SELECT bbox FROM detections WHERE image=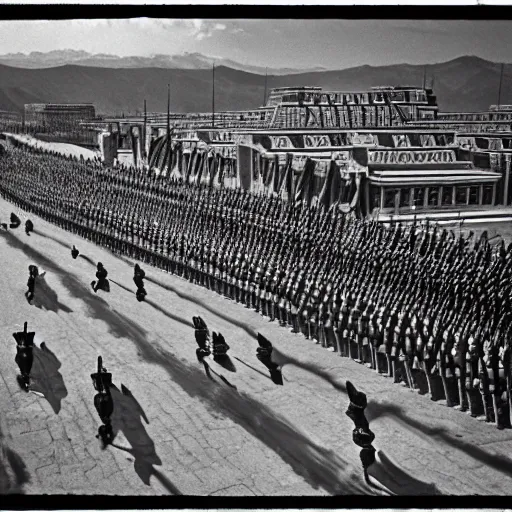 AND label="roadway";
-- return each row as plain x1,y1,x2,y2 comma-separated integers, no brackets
1,196,512,495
